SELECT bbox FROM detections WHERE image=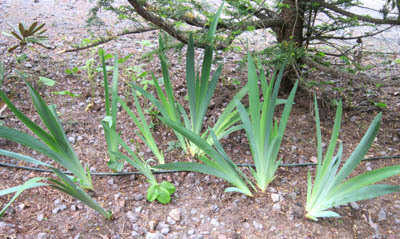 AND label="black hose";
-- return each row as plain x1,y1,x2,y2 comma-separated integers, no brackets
0,155,399,177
